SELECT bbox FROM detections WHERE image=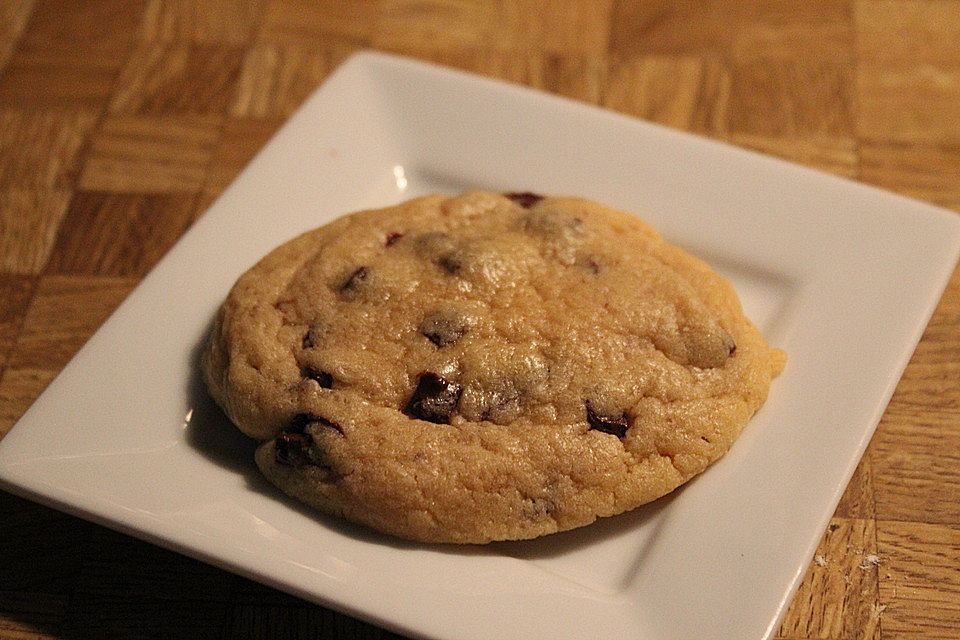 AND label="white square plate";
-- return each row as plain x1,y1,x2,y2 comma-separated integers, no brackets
1,52,959,640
